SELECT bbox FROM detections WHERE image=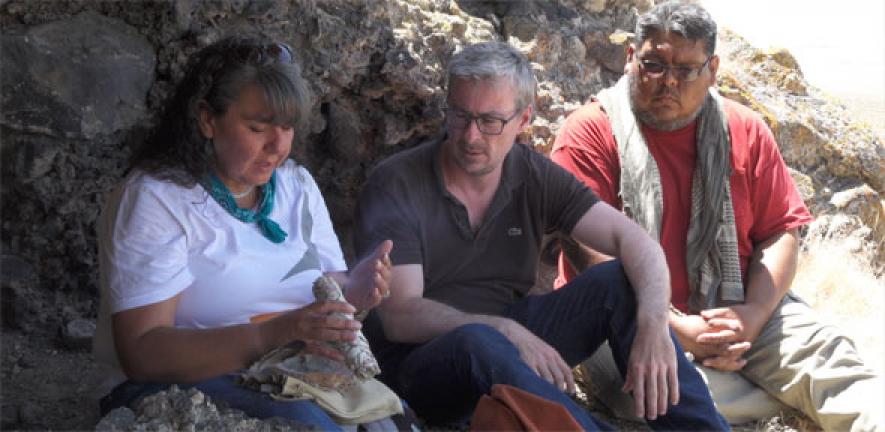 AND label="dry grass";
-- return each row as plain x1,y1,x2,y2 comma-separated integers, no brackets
792,235,885,375
735,234,883,431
